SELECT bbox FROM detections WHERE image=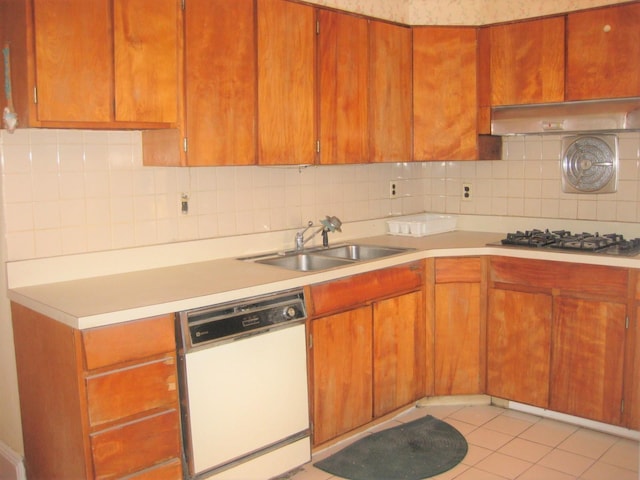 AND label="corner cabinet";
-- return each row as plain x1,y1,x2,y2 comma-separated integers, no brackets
566,2,640,100
431,257,486,395
413,27,500,161
307,262,426,446
487,257,630,427
3,0,181,128
11,304,182,479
